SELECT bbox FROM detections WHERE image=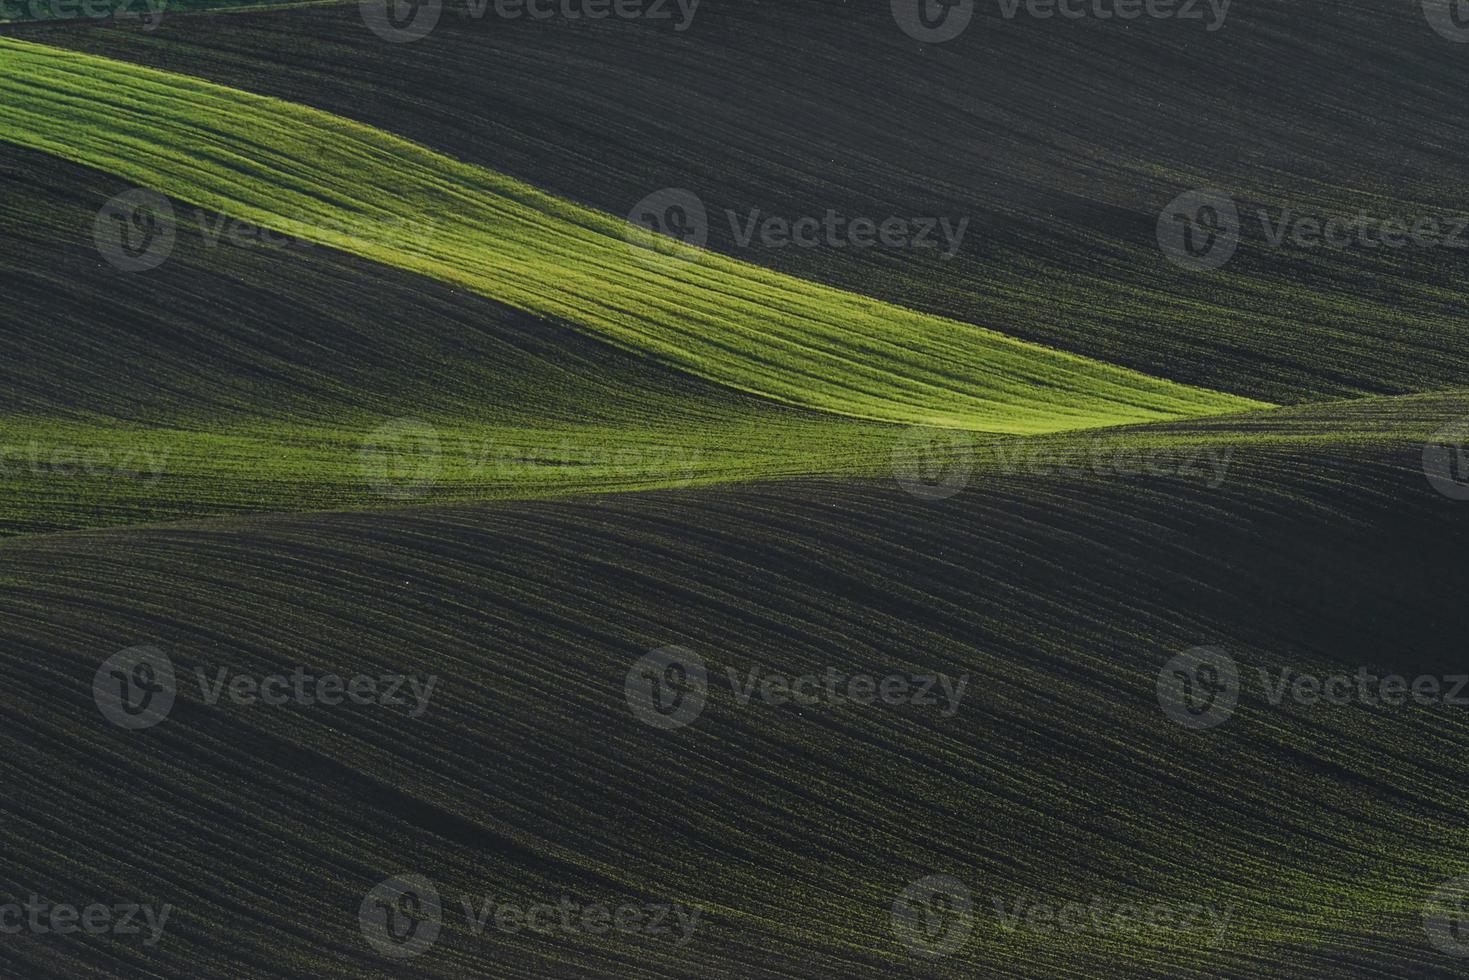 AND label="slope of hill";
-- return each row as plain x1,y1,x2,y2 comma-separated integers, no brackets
0,36,1267,434
0,140,914,533
2,3,1467,978
28,0,1469,404
0,435,1465,979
